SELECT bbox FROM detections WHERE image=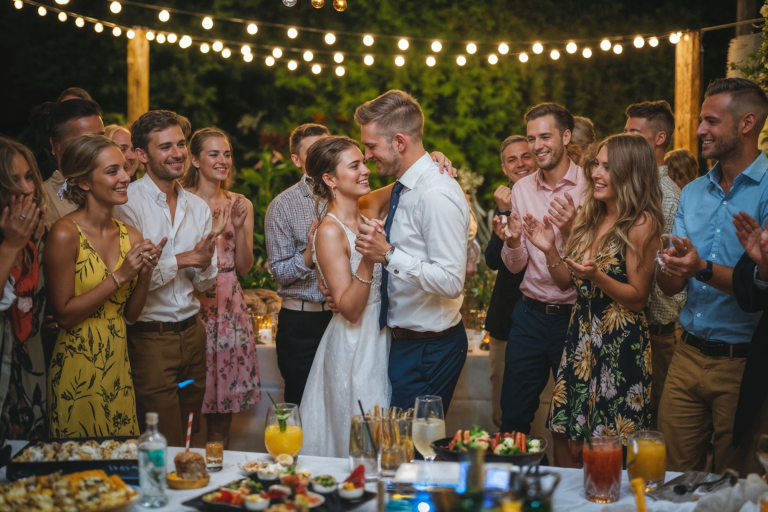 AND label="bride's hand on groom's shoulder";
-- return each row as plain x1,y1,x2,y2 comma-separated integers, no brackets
430,151,457,178
355,222,390,264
